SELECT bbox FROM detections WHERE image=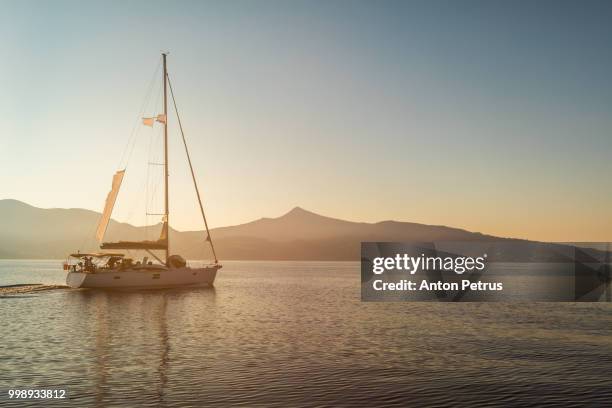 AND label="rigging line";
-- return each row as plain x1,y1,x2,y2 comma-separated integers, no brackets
118,57,162,170
144,104,163,226
166,72,219,264
145,79,163,231
149,165,164,215
128,58,162,163
109,58,162,239
125,83,164,227
147,126,164,222
145,117,154,240
146,87,164,227
78,60,160,253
